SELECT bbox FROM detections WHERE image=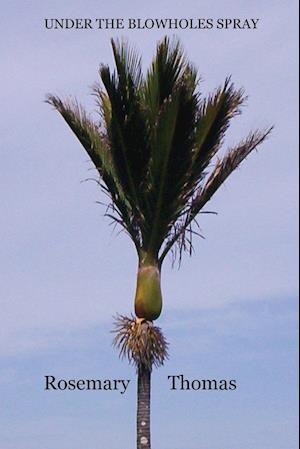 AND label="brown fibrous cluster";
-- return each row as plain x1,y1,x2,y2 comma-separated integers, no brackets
112,315,168,371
